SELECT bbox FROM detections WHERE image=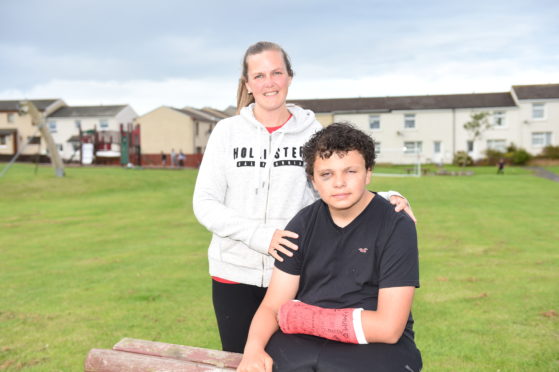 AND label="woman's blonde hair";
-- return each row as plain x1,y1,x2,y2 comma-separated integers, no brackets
236,41,294,114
